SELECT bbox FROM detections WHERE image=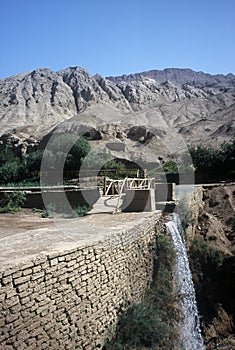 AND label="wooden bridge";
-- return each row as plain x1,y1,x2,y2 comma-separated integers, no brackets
89,177,155,214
